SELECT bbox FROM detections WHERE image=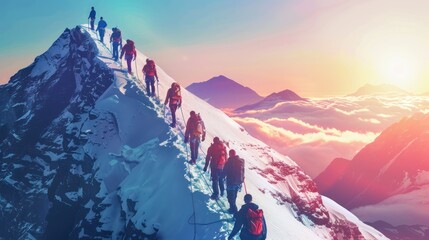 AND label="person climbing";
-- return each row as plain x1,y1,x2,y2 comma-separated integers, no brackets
88,7,96,30
164,83,182,127
120,39,137,75
204,137,227,200
110,27,122,61
164,83,182,128
96,17,107,43
228,194,267,240
184,111,206,164
142,59,159,97
223,149,245,214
